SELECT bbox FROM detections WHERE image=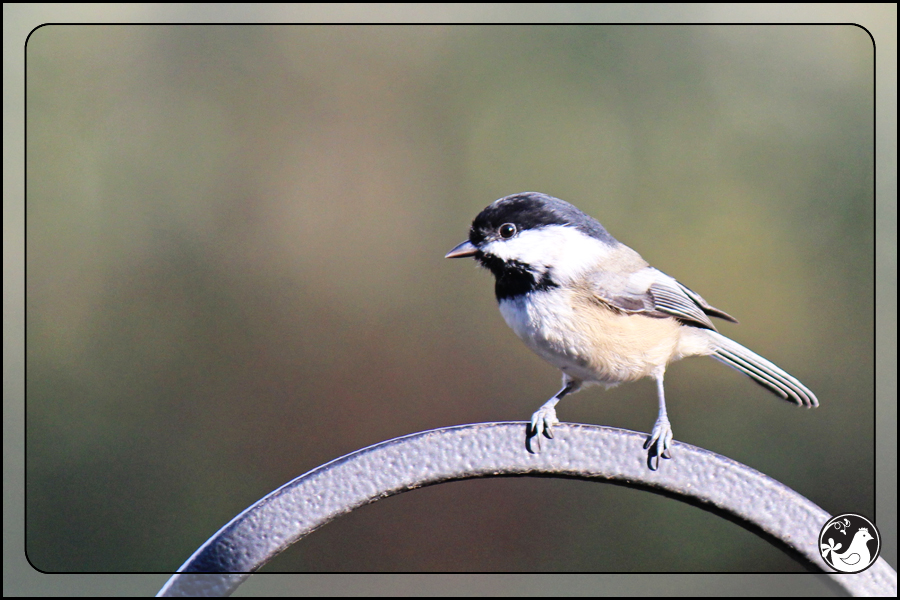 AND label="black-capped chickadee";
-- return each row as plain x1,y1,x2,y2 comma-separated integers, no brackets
446,192,818,469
